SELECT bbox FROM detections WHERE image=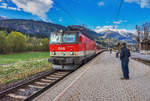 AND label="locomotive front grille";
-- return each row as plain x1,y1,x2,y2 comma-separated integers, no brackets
54,58,66,64
50,52,75,56
50,51,85,57
48,57,83,65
